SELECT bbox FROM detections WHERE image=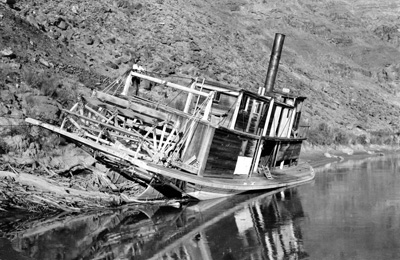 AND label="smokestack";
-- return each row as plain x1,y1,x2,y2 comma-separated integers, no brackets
264,33,285,93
